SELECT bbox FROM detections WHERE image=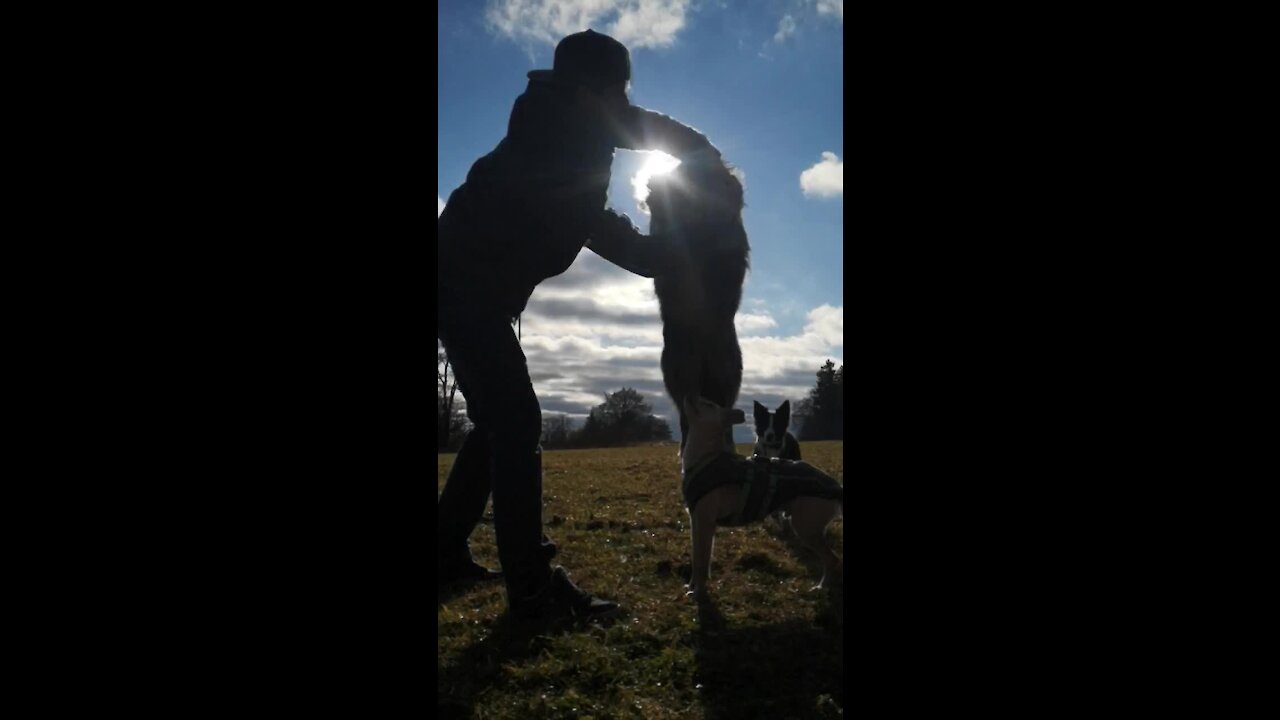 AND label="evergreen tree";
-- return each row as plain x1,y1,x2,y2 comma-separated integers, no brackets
795,359,844,441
